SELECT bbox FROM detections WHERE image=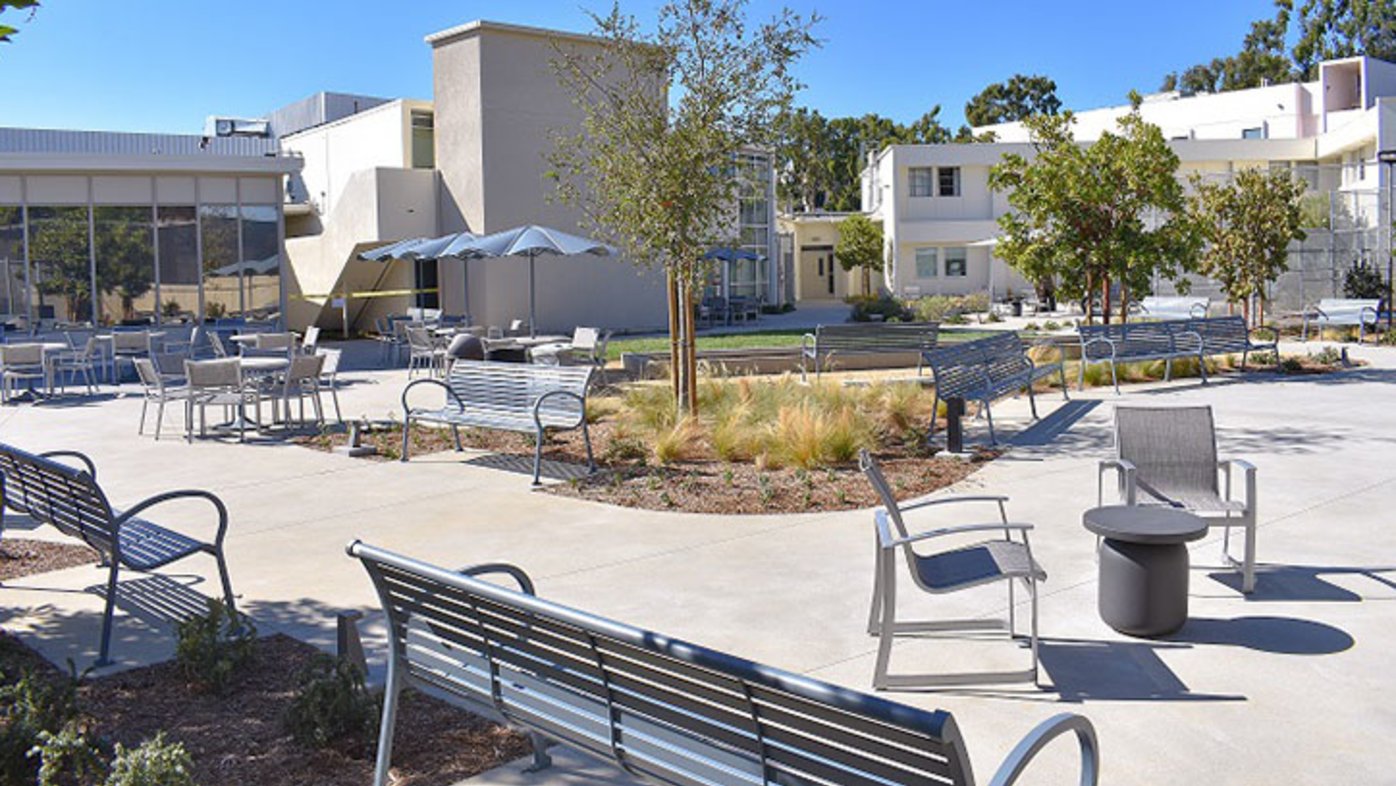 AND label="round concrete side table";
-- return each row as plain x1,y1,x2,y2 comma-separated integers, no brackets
1083,506,1208,637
